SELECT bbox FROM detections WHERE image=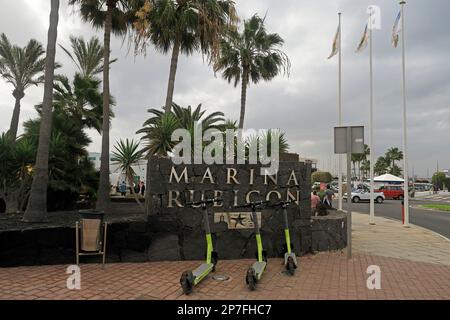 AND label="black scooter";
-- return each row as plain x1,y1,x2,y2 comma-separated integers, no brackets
180,198,221,295
271,200,298,275
237,200,270,291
